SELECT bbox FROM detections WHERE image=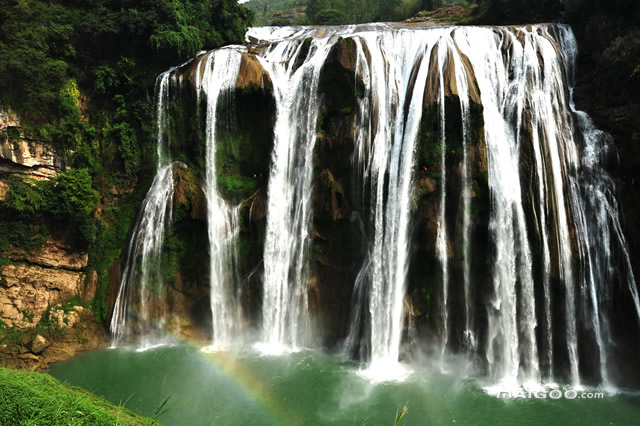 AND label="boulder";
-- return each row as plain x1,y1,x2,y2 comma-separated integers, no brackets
236,53,273,92
31,334,49,354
